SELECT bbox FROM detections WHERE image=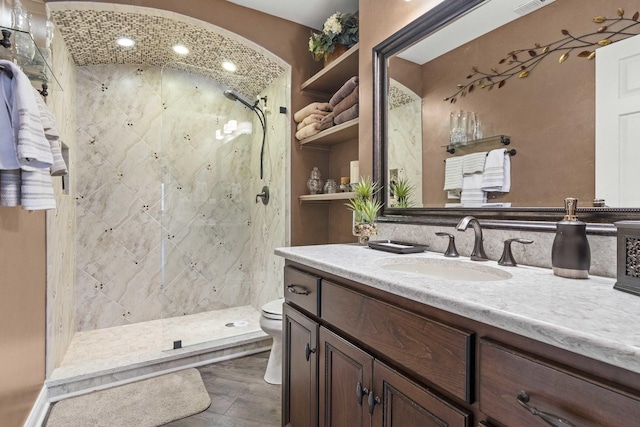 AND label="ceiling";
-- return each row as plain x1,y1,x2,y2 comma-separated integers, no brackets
226,0,359,29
